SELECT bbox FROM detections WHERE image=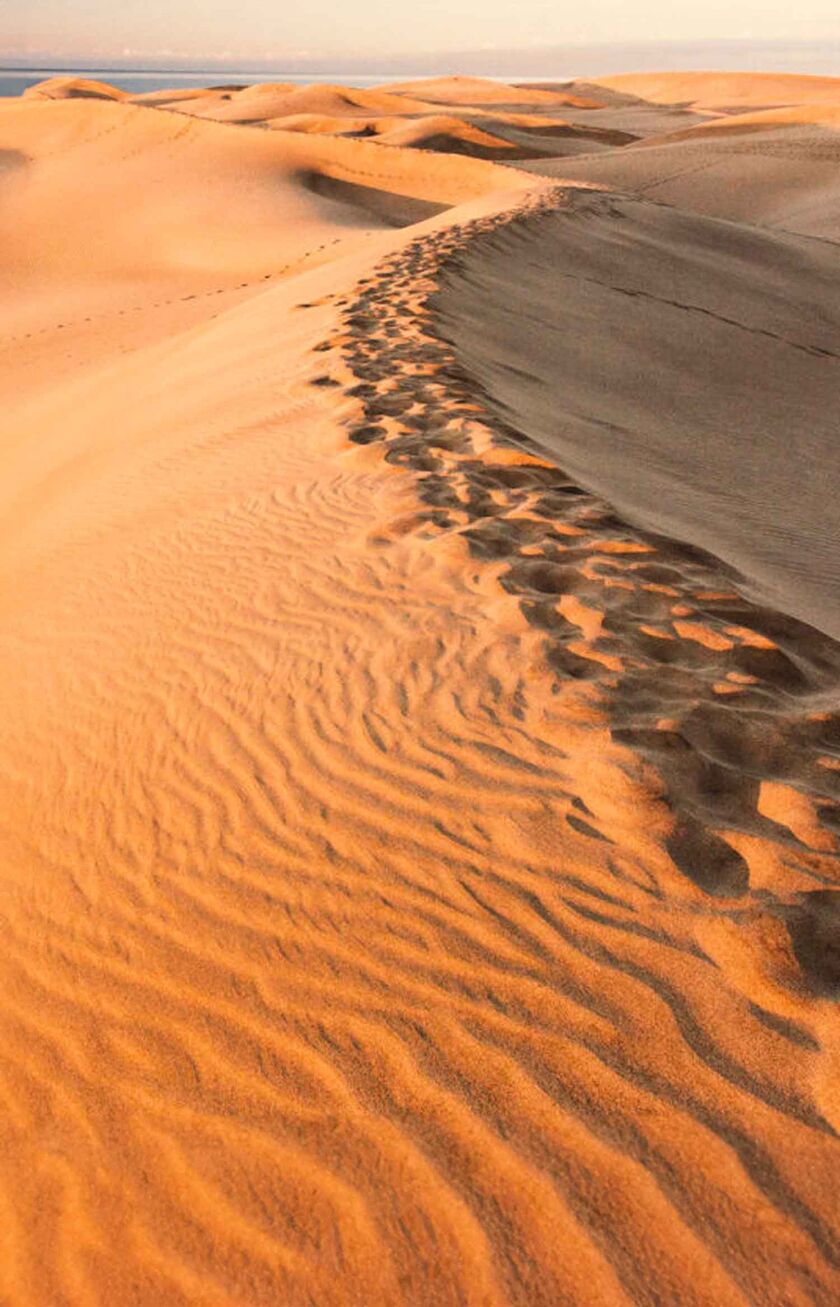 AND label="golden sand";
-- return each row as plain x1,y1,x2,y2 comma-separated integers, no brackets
1,73,838,1305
